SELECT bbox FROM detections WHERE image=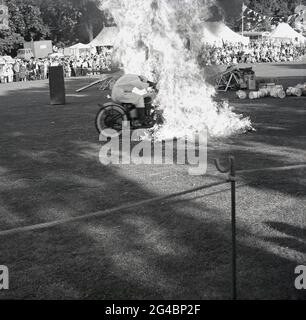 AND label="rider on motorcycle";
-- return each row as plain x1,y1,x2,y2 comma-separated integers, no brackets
111,74,156,127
